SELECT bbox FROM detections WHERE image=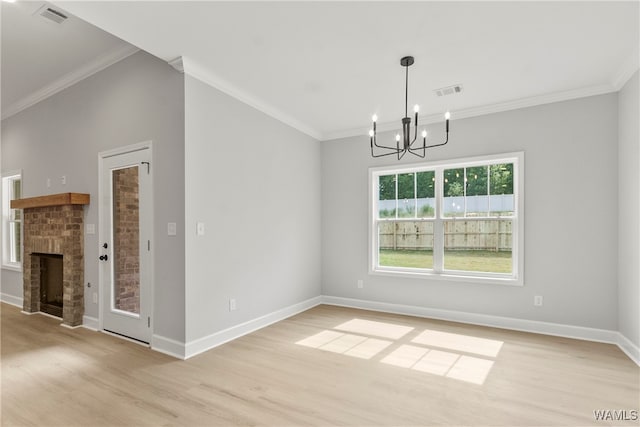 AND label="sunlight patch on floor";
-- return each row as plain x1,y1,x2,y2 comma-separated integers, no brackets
297,330,392,360
334,318,414,340
296,318,501,385
344,337,393,359
320,333,368,353
446,355,494,385
381,344,429,368
411,329,503,357
413,349,460,375
296,330,343,348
